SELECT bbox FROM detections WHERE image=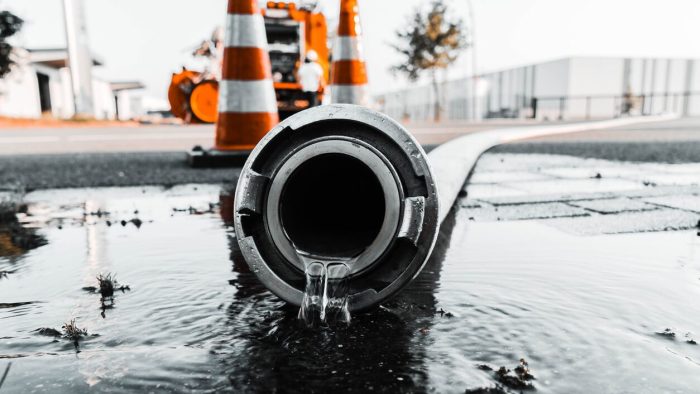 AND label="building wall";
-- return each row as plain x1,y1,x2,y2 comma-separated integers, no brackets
687,60,700,116
0,61,134,120
565,57,624,119
0,63,42,118
529,58,570,120
58,67,76,119
114,90,143,121
116,90,132,120
33,63,71,119
375,56,700,122
92,79,116,120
